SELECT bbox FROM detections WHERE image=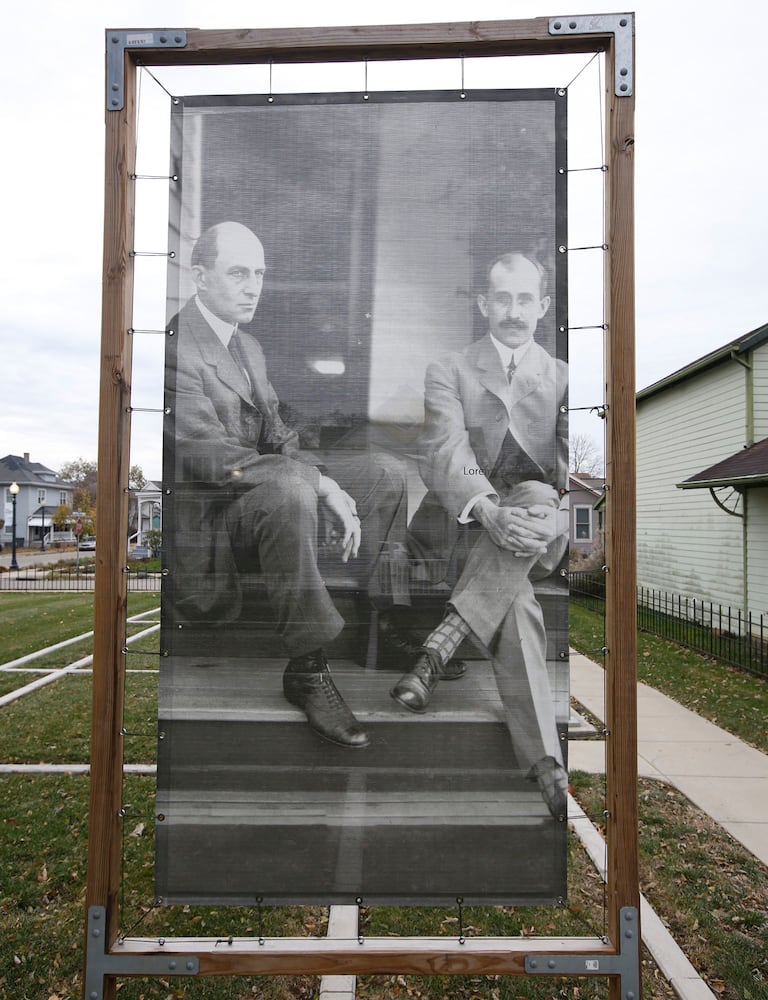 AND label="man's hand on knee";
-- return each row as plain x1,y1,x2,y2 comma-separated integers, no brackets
318,474,361,562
